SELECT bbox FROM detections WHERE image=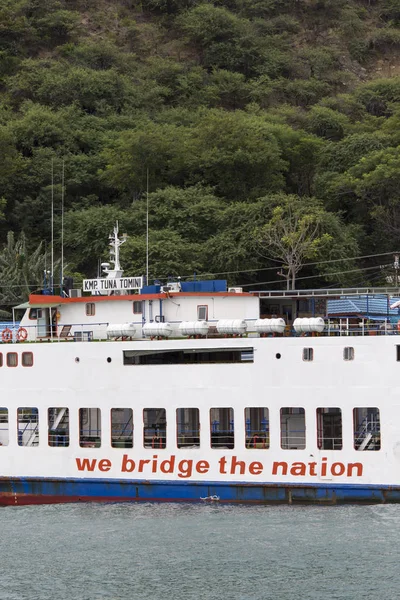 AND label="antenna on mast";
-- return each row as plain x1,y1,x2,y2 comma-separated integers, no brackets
60,158,65,291
146,168,149,285
51,159,54,294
